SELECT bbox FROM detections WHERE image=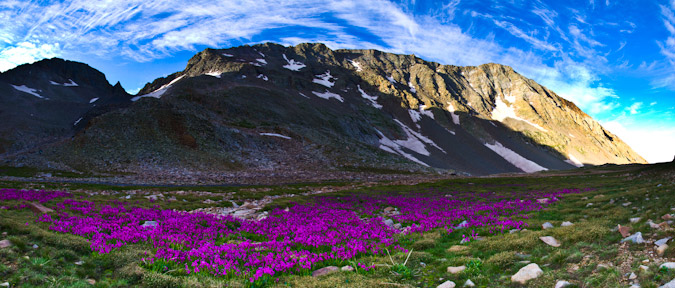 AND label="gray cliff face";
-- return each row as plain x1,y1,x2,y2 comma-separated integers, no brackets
0,43,645,176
